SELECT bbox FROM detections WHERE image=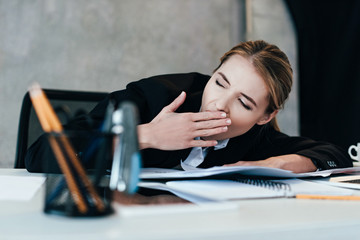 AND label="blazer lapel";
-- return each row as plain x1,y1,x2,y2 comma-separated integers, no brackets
199,125,262,168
